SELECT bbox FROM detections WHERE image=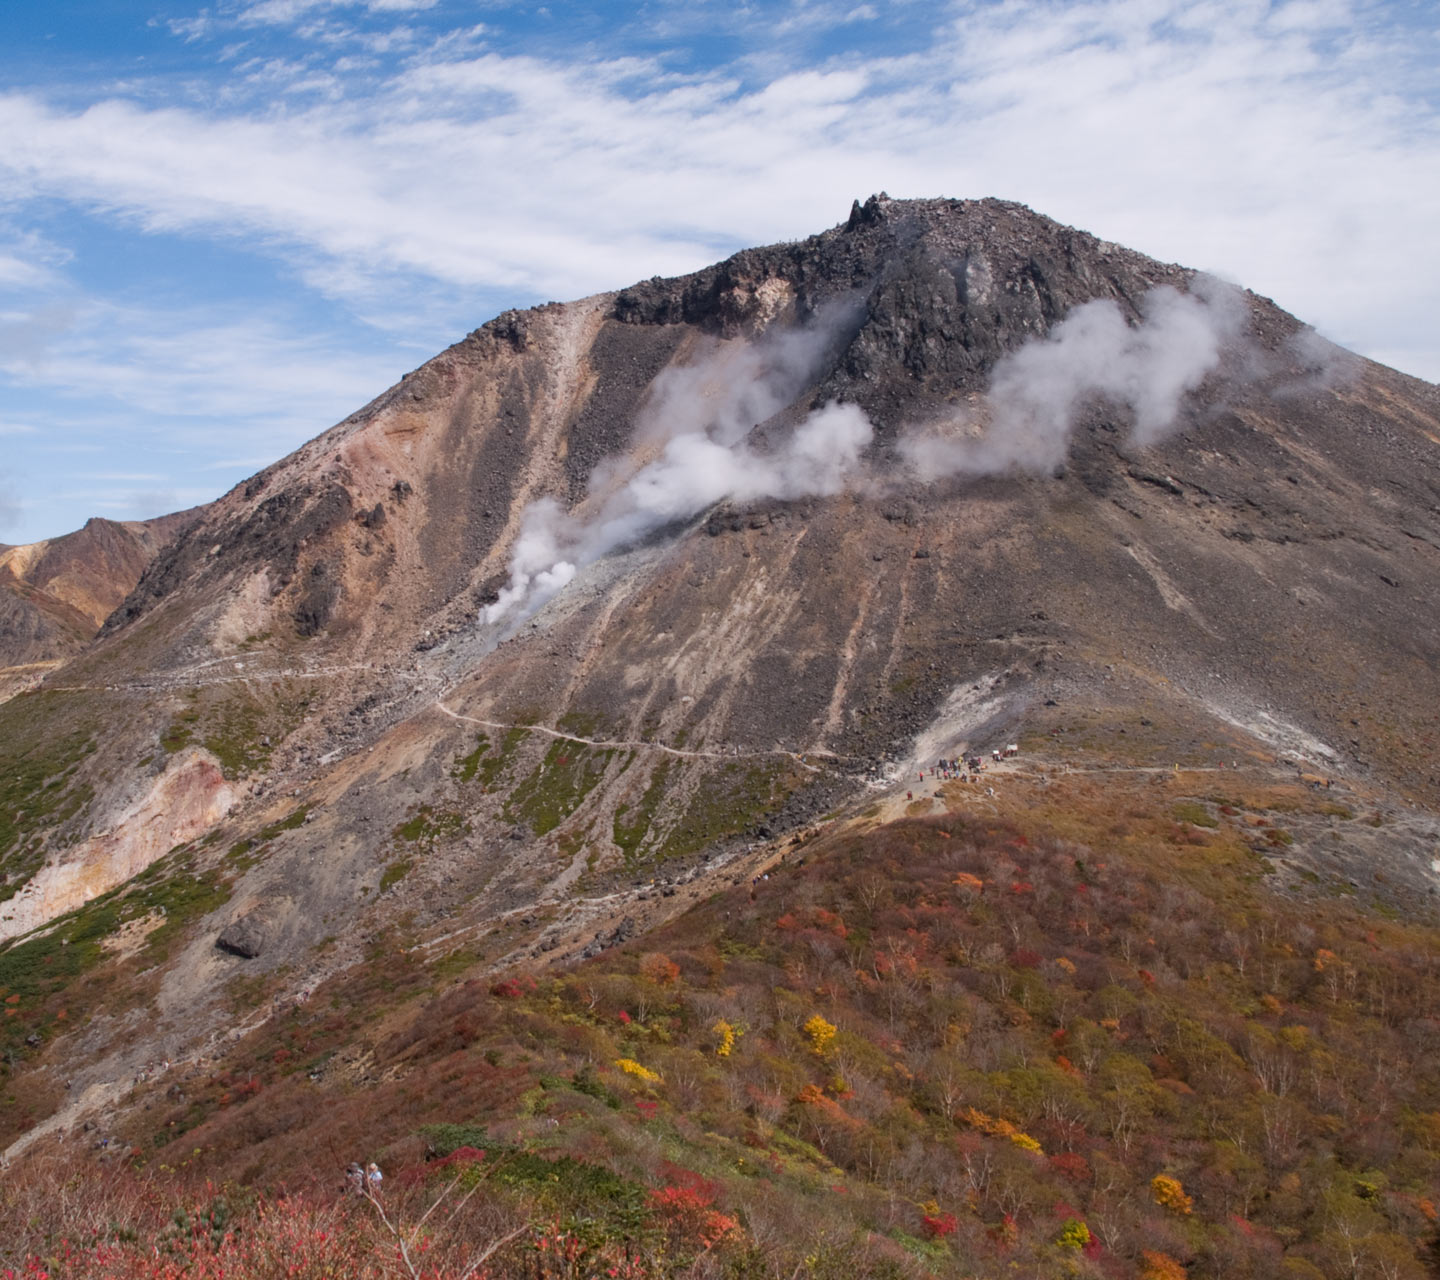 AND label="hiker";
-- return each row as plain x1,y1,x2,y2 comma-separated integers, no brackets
367,1162,384,1194
345,1162,365,1196
906,791,913,801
